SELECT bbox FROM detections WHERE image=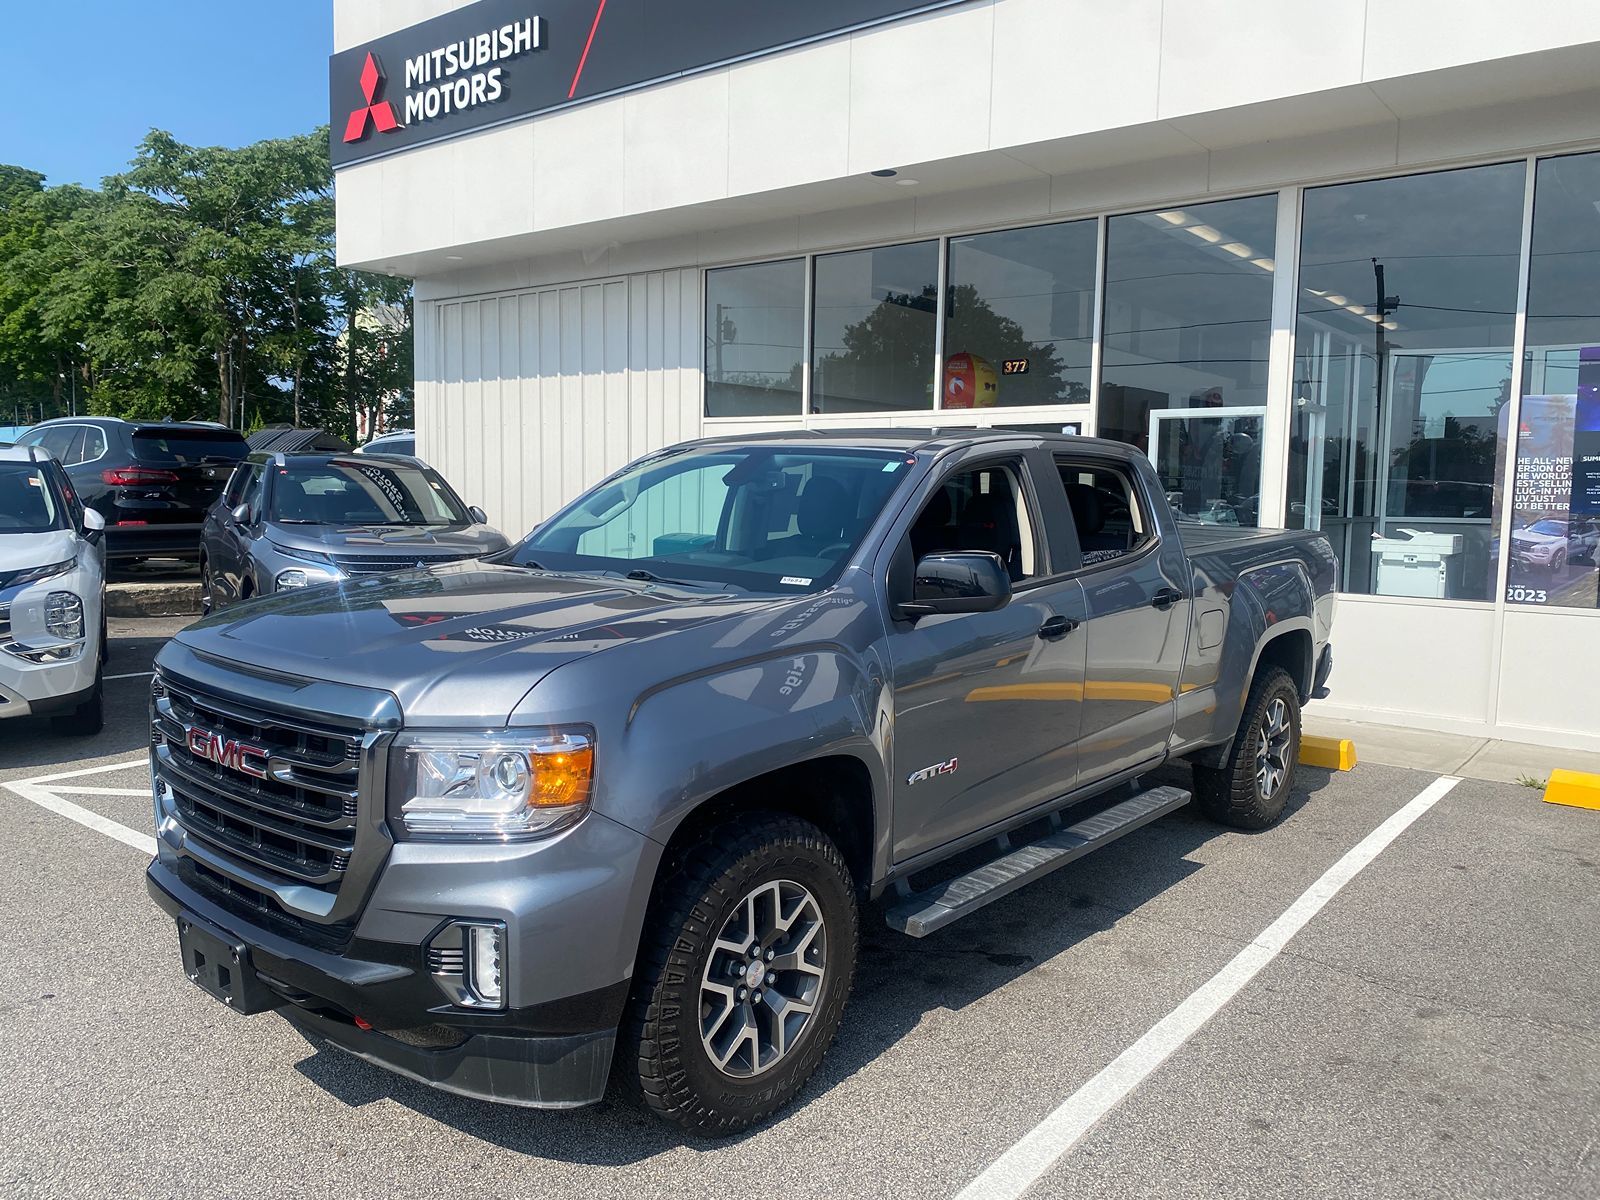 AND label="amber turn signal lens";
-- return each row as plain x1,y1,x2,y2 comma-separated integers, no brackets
530,743,594,808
